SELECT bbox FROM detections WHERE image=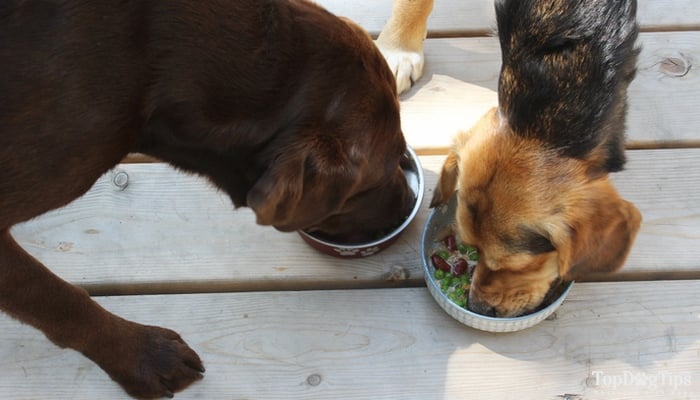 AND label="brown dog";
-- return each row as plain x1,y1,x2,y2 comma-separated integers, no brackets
431,0,642,317
0,0,413,398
